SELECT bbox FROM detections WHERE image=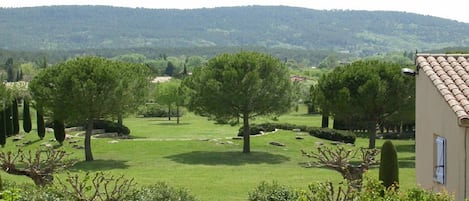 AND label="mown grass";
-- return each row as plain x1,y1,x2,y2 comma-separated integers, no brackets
2,106,415,201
